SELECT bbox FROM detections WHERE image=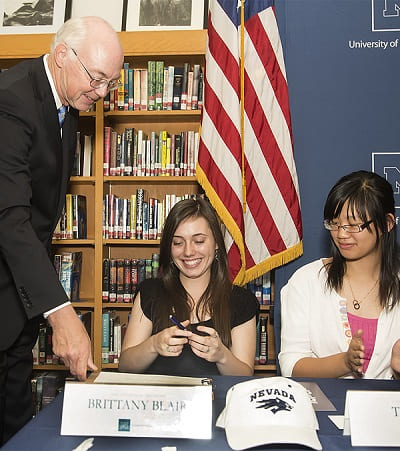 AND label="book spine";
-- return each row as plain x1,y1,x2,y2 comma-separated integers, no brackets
140,69,148,110
82,135,92,177
147,60,156,111
136,188,144,239
172,67,183,110
117,68,125,110
123,62,129,111
65,194,73,239
102,312,110,363
103,126,111,176
133,68,141,110
109,130,118,176
70,251,82,301
108,259,117,302
137,259,145,284
128,68,134,111
102,259,110,302
180,62,189,110
162,67,169,110
123,258,131,303
72,131,81,176
155,60,164,110
259,316,268,365
142,201,149,240
130,258,138,295
167,65,174,110
191,64,200,110
116,259,124,302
